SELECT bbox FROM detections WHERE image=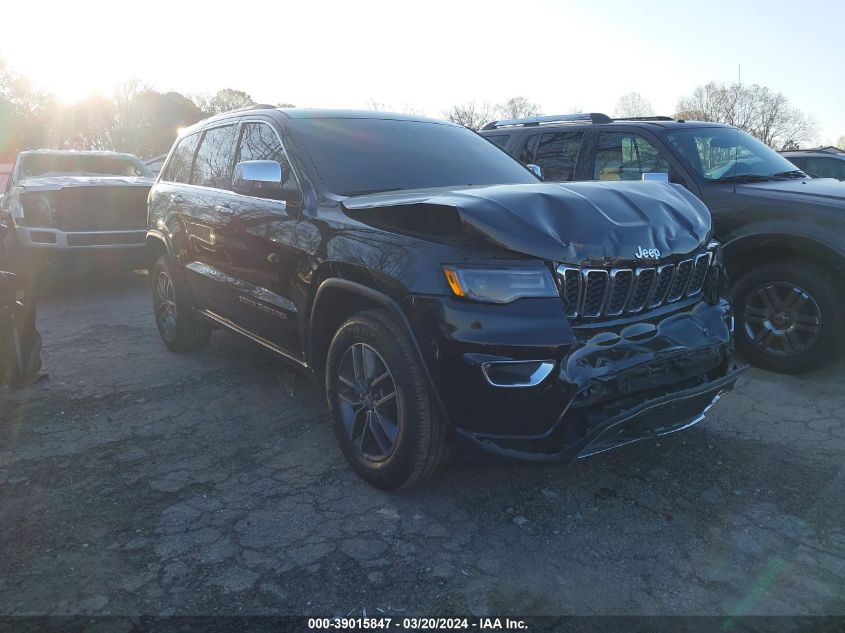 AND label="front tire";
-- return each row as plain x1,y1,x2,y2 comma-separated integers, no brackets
325,309,453,490
151,255,210,352
733,262,843,373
